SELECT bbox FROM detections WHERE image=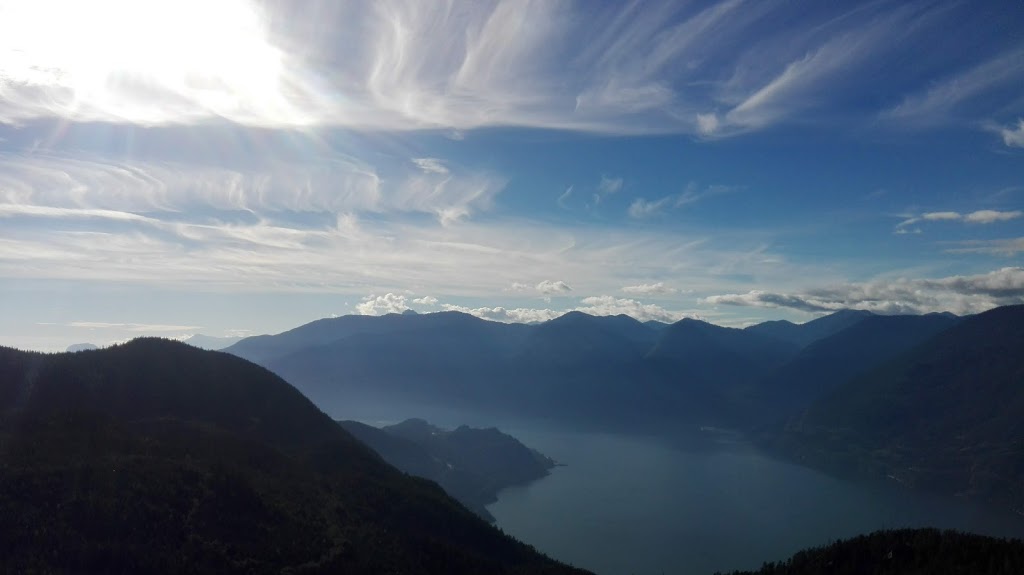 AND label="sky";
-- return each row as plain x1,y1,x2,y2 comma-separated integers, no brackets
1,0,1023,351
